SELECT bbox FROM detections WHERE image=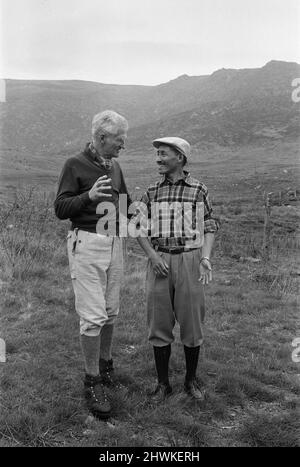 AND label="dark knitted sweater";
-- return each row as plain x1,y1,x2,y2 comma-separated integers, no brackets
54,144,132,233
